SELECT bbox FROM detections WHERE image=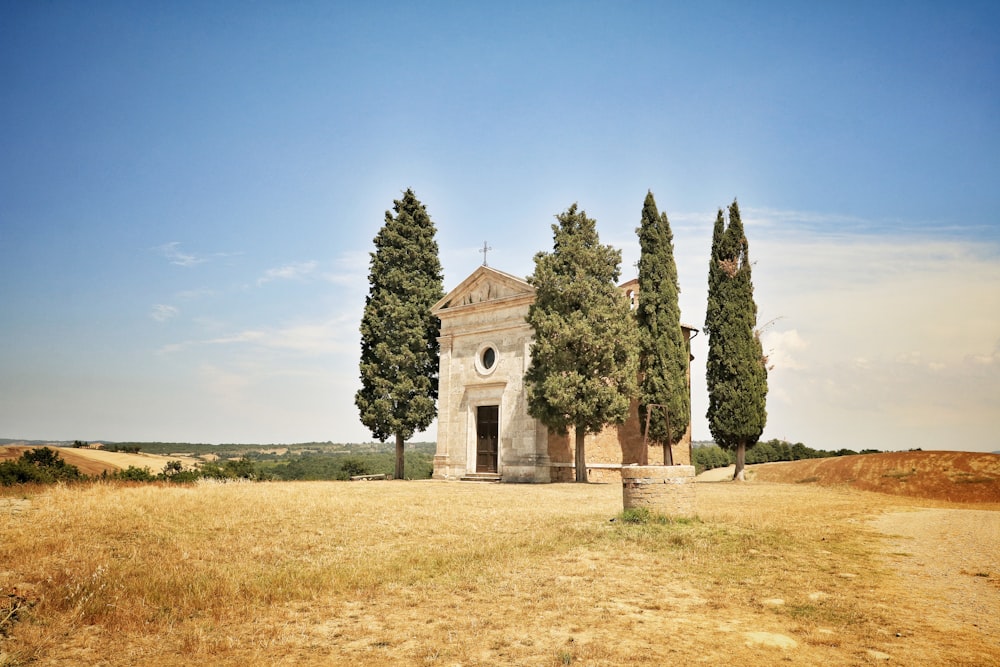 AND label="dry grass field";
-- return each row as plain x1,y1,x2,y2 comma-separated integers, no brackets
1,470,998,666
